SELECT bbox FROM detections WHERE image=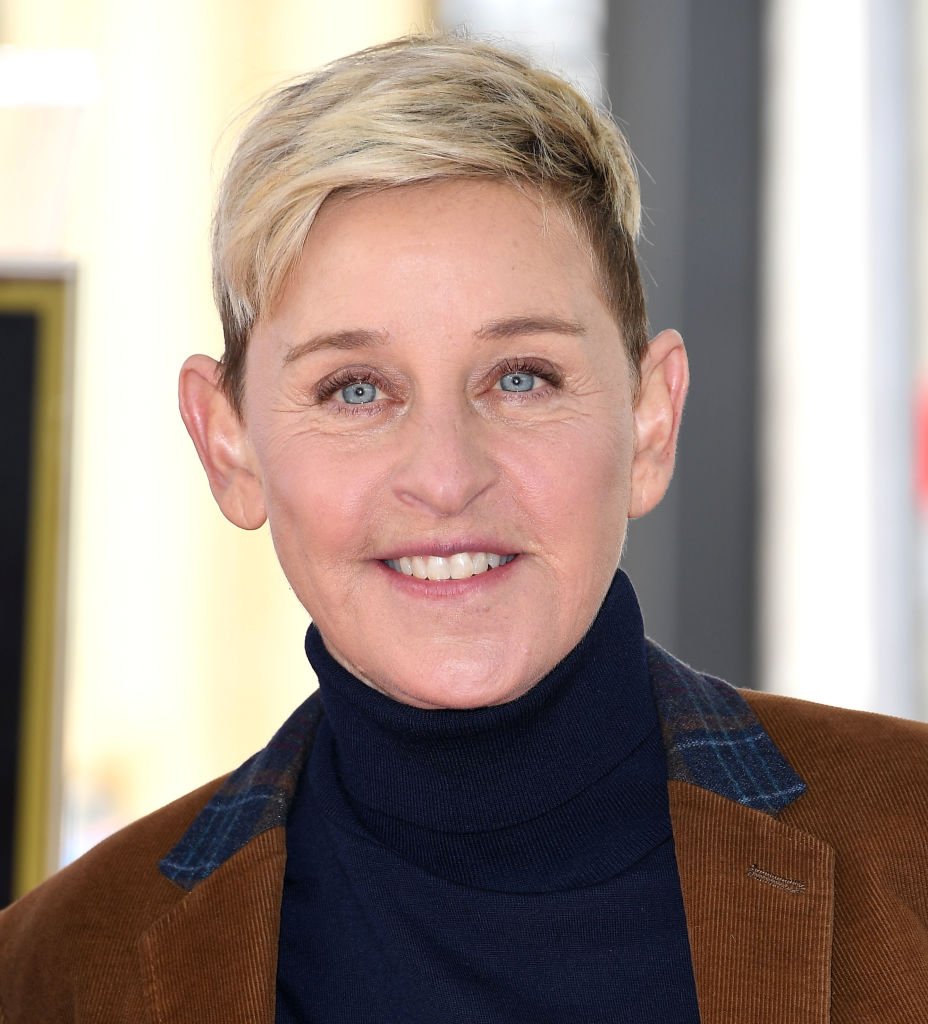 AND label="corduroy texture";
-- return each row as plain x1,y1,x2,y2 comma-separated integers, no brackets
141,829,284,1022
670,782,834,1023
751,691,928,1023
2,647,927,1022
